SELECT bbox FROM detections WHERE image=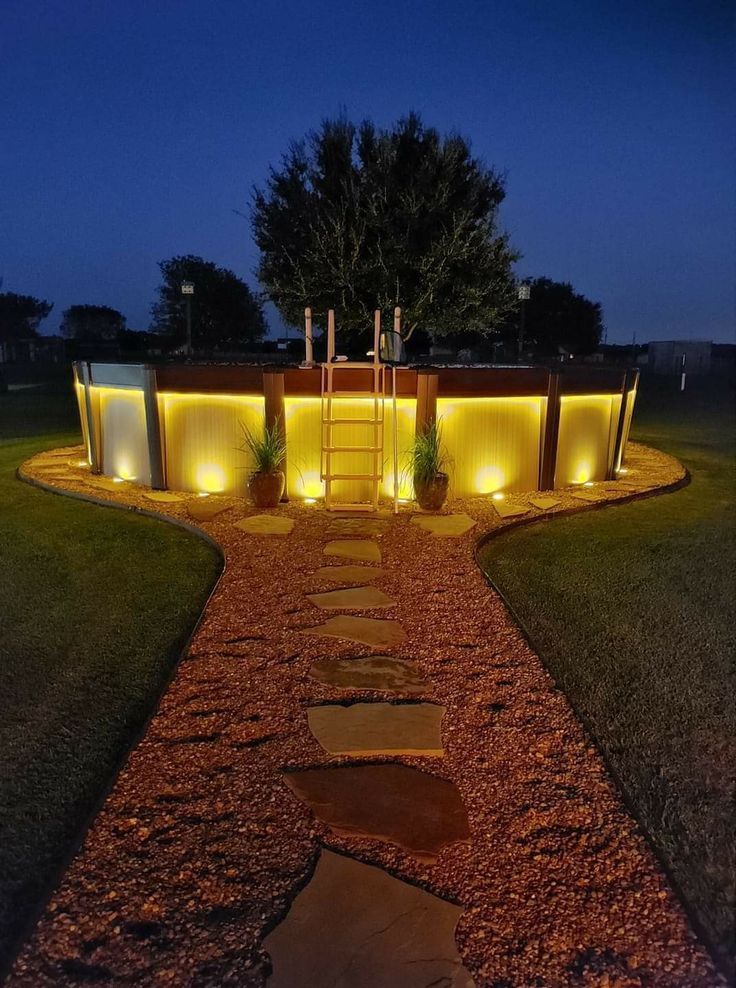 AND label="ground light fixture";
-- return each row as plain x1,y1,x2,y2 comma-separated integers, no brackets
492,492,504,501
